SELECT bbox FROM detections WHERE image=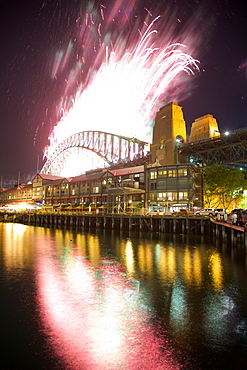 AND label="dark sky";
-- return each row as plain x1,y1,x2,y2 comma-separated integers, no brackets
0,0,247,186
